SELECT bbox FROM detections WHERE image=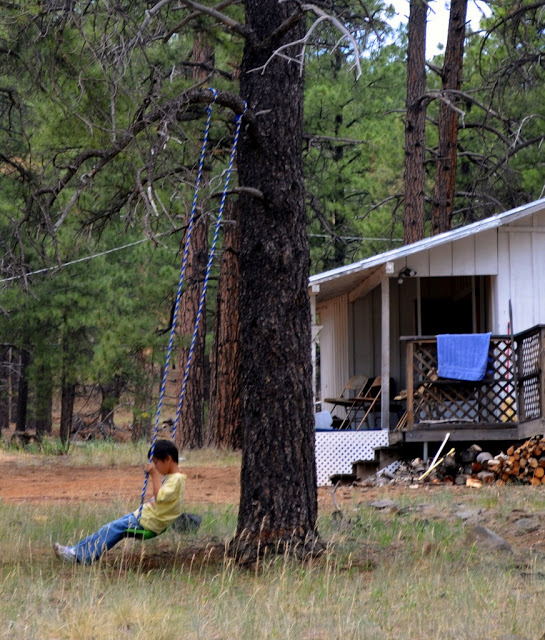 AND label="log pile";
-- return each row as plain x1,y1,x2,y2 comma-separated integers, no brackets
363,436,545,487
490,435,545,486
